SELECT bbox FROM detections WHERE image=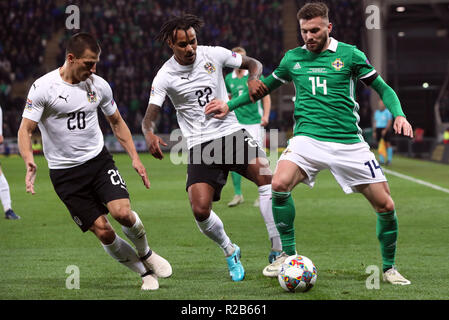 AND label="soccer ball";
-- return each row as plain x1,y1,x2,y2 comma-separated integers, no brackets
278,255,317,292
